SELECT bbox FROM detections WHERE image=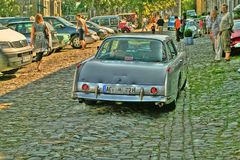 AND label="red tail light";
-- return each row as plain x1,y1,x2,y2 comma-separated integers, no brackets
77,63,81,68
82,84,89,91
166,67,172,73
150,87,158,94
